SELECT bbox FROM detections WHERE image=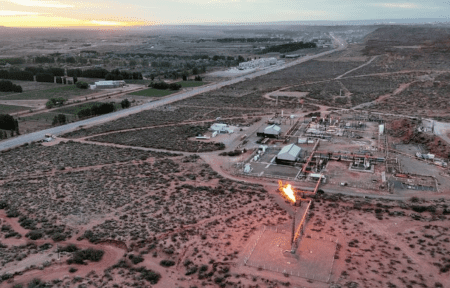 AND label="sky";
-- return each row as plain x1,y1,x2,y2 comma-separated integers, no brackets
0,0,448,28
